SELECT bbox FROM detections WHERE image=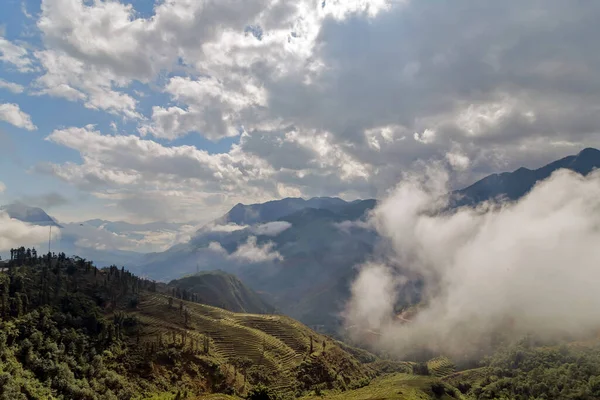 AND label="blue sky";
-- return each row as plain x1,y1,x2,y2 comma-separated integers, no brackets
1,0,600,231
0,0,239,222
